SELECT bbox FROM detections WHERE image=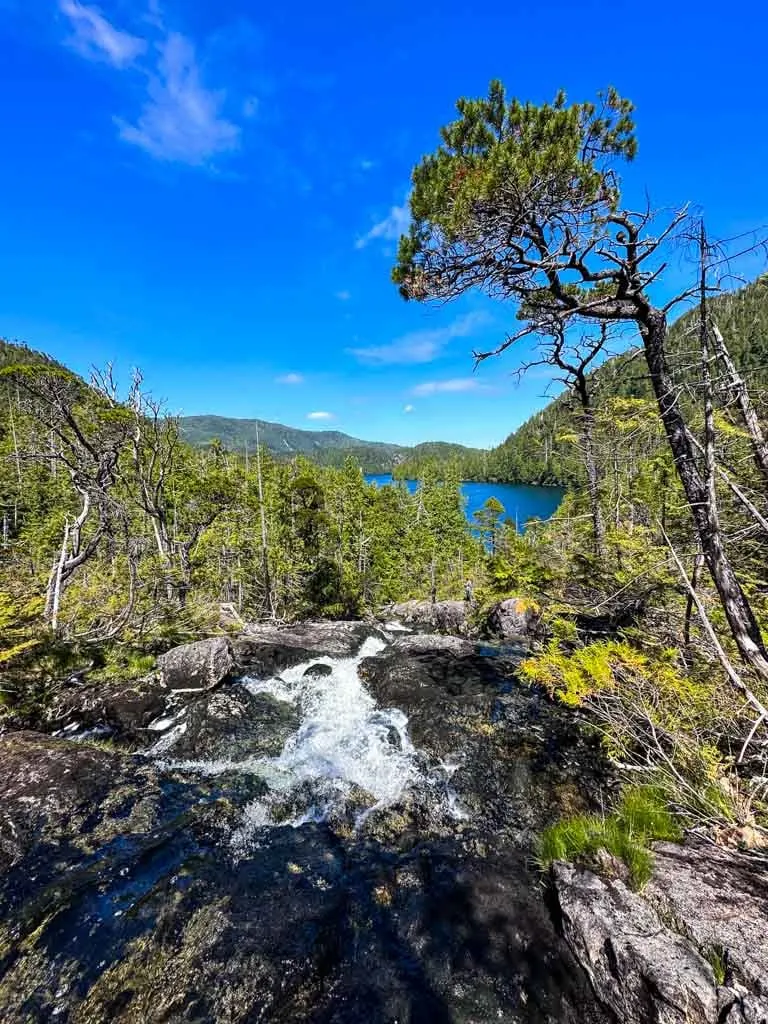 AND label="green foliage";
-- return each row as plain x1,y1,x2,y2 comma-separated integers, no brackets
0,592,44,667
0,346,488,699
394,81,635,294
702,945,728,985
537,785,681,889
